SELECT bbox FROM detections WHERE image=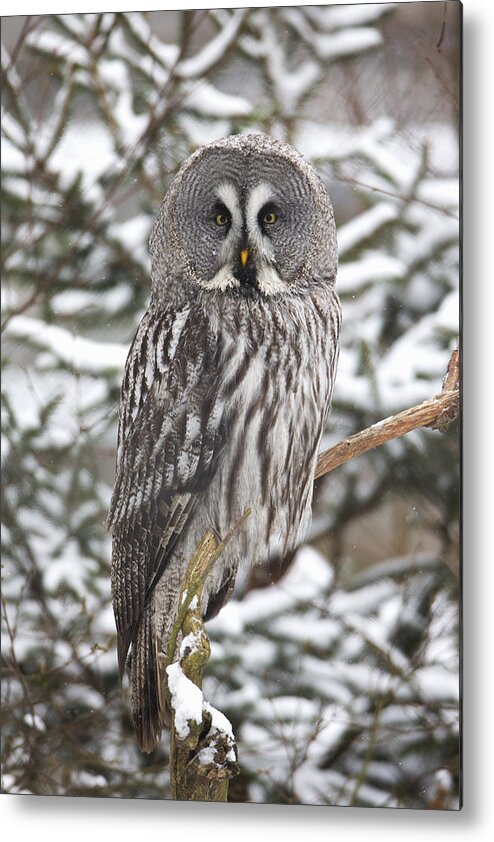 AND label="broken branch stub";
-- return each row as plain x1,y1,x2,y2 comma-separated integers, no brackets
166,528,242,801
